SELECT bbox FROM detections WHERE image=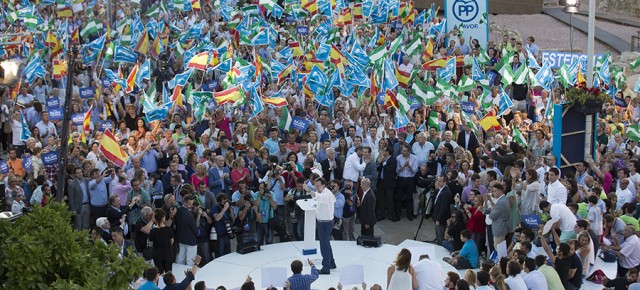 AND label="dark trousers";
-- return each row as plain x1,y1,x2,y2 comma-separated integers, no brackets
153,247,174,274
435,223,446,245
486,225,495,254
376,182,396,219
361,223,374,236
90,204,107,227
317,220,335,271
332,219,344,240
395,177,415,219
